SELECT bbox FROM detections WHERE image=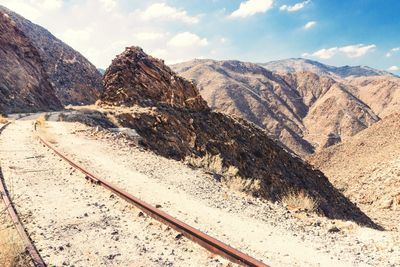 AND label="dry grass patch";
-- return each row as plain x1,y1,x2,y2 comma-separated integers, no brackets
35,115,46,128
0,229,28,267
281,190,318,212
0,210,30,267
185,153,261,193
0,115,8,124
